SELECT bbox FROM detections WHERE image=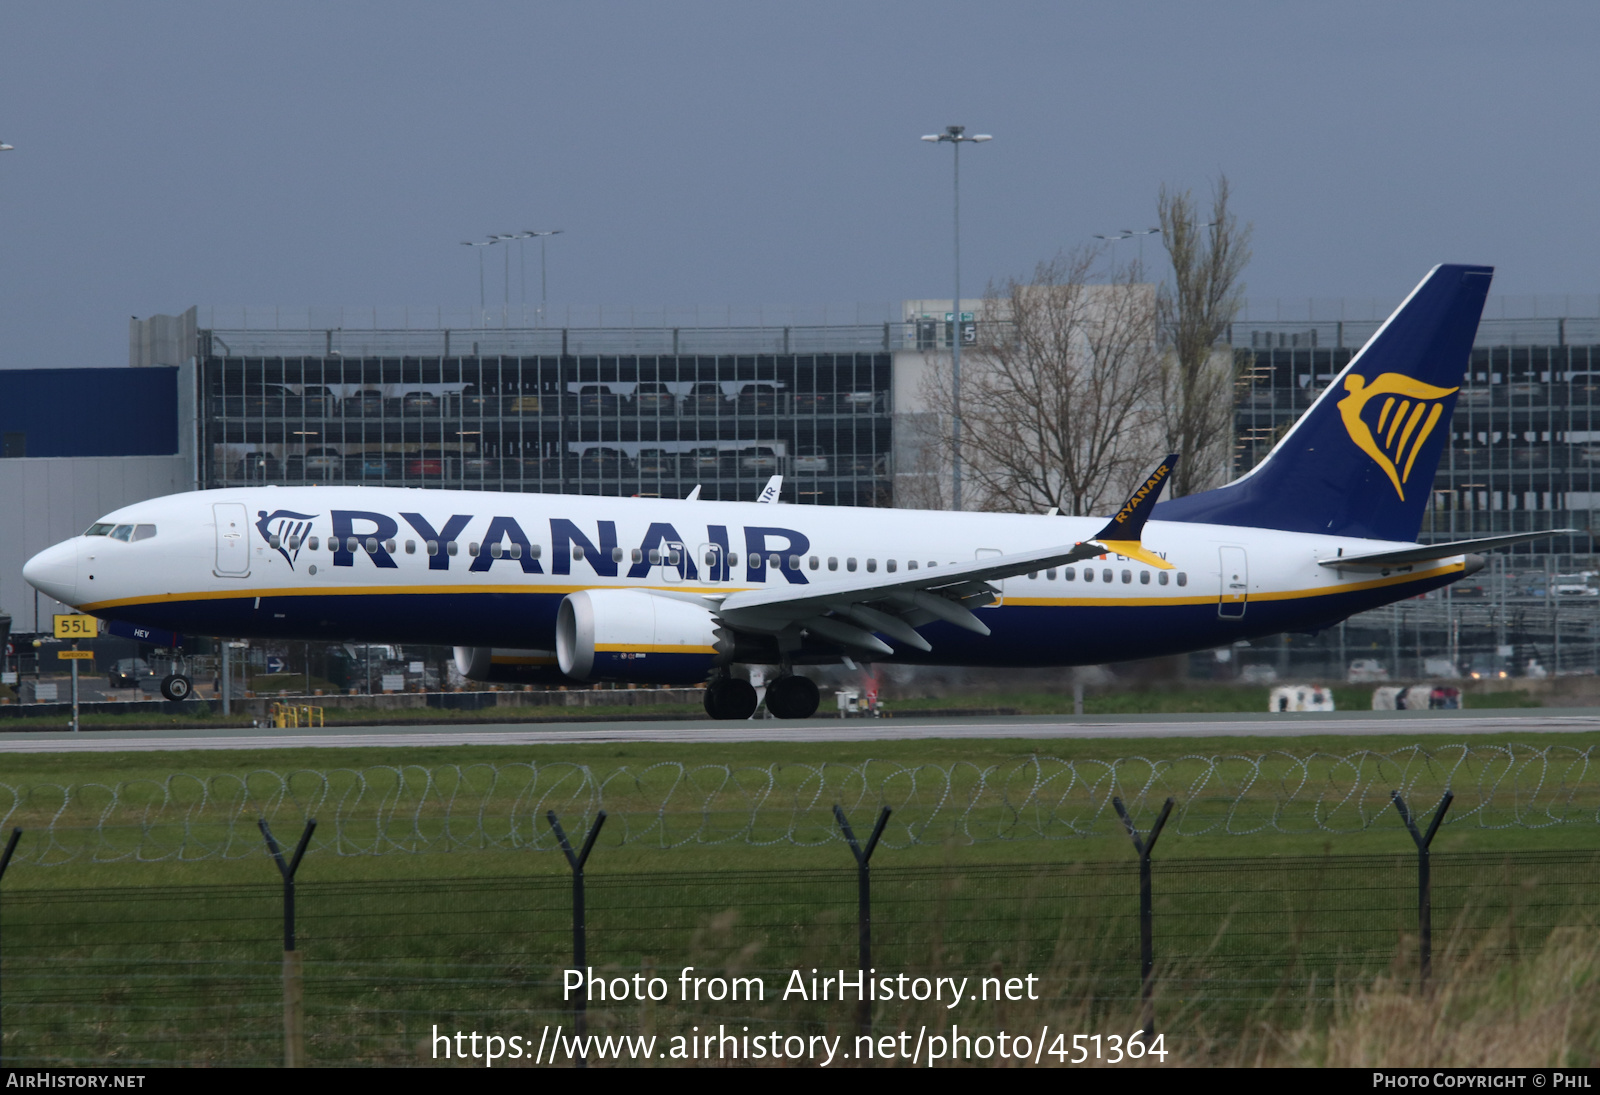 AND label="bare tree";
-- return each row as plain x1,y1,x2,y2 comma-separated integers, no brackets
919,248,1163,515
1157,175,1252,497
